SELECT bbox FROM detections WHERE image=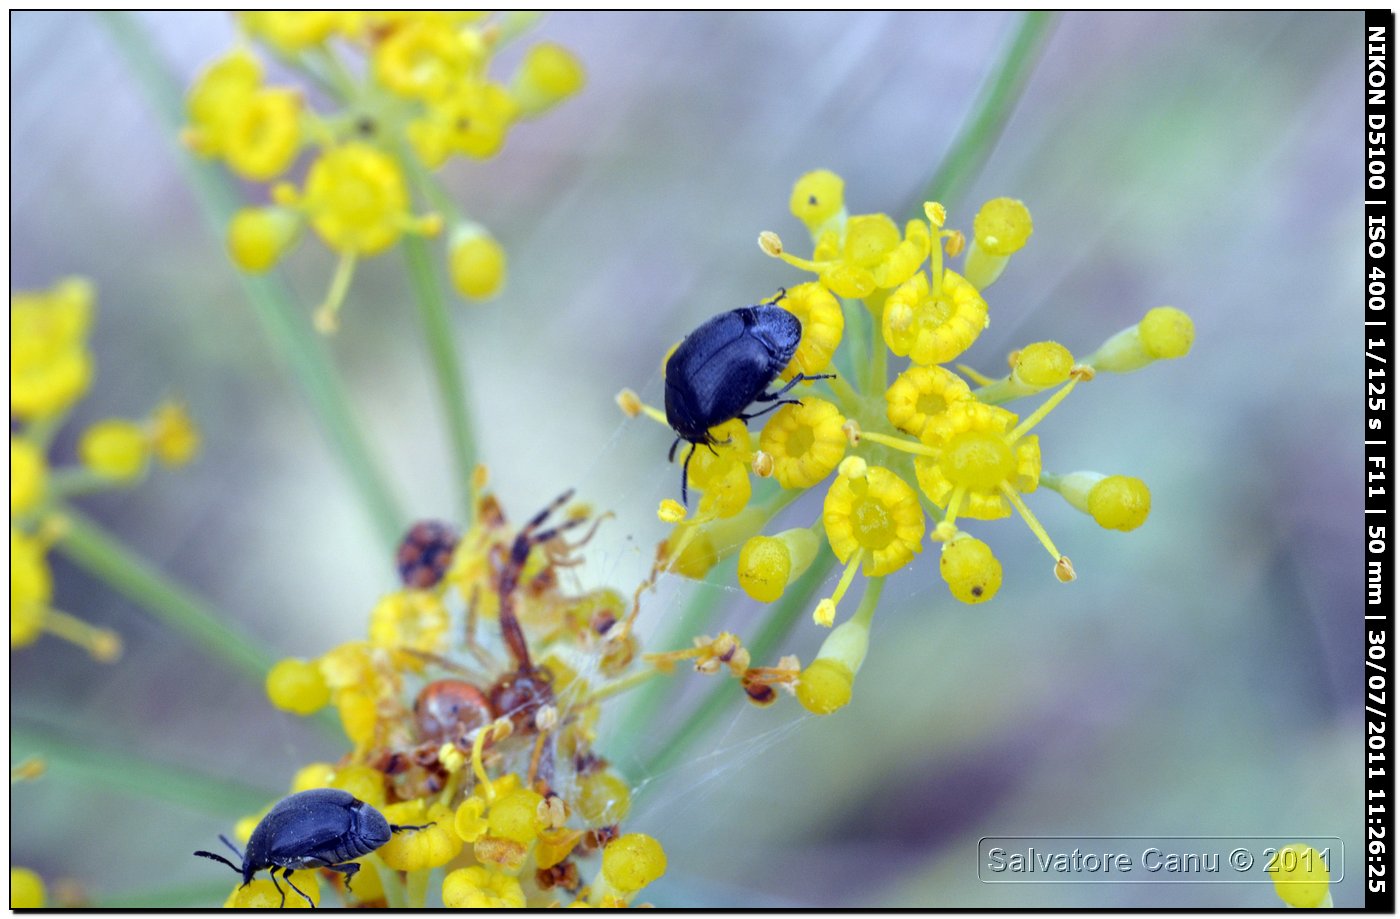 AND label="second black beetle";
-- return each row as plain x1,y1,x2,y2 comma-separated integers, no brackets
193,787,429,908
664,293,831,503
